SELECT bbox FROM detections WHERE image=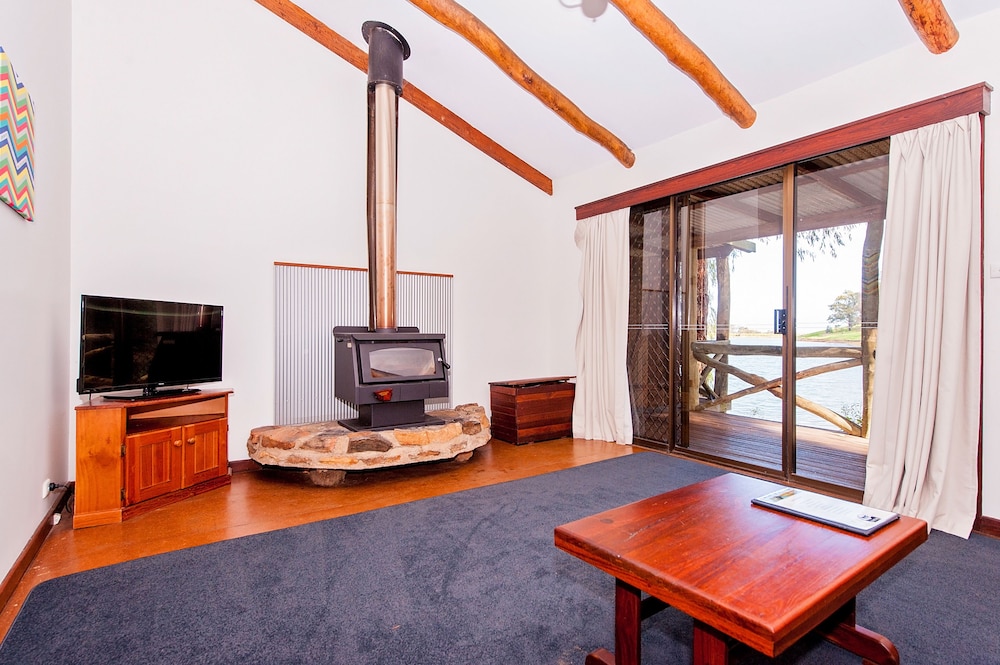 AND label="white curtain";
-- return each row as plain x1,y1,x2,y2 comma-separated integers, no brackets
573,209,633,445
864,113,982,538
